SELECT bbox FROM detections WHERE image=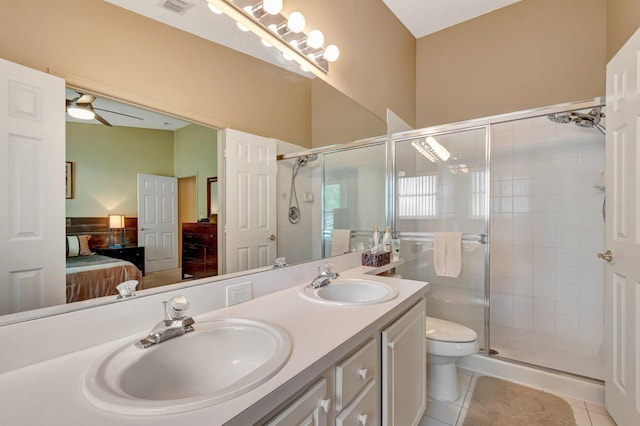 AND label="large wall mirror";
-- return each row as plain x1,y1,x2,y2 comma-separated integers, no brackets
0,1,387,325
